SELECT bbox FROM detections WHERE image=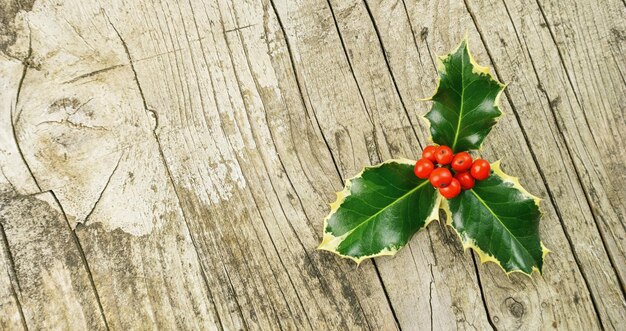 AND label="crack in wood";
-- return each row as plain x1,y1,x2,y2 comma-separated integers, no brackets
62,64,125,84
82,152,123,226
0,210,29,329
48,190,111,331
268,0,344,182
10,27,41,193
362,0,422,148
428,264,434,331
5,266,29,331
471,254,498,330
